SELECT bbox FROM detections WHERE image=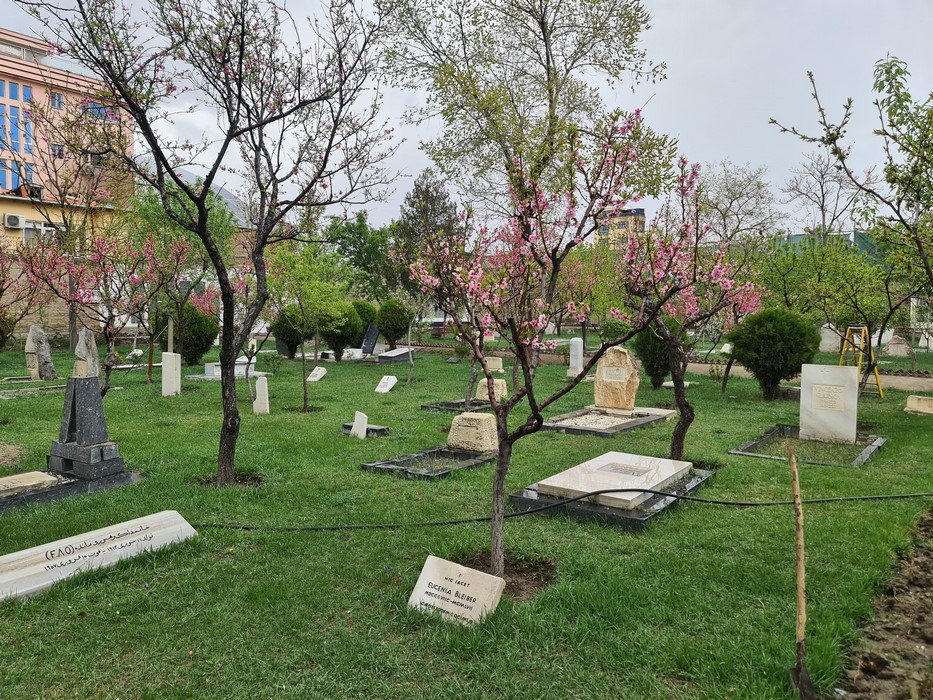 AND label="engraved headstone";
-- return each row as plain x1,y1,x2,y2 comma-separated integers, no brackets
594,347,639,410
361,322,380,355
24,325,57,381
0,510,197,601
350,411,368,439
375,375,398,394
905,395,933,414
253,376,269,414
407,555,506,626
307,366,327,382
73,329,100,379
567,337,584,377
883,335,911,357
799,364,858,444
537,451,692,510
447,412,497,453
475,378,508,402
486,356,504,374
161,352,181,397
